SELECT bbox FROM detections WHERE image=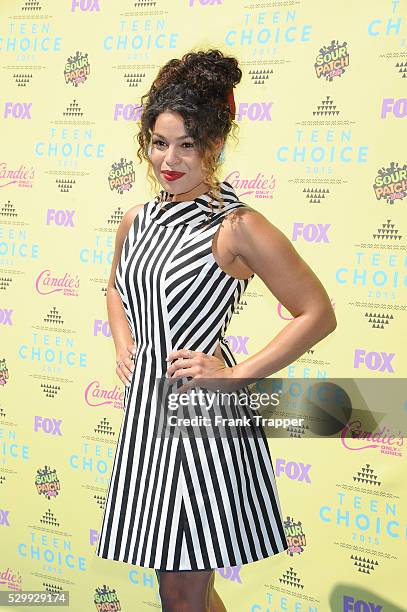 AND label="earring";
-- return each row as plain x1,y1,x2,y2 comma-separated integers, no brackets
147,142,152,158
218,146,225,163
